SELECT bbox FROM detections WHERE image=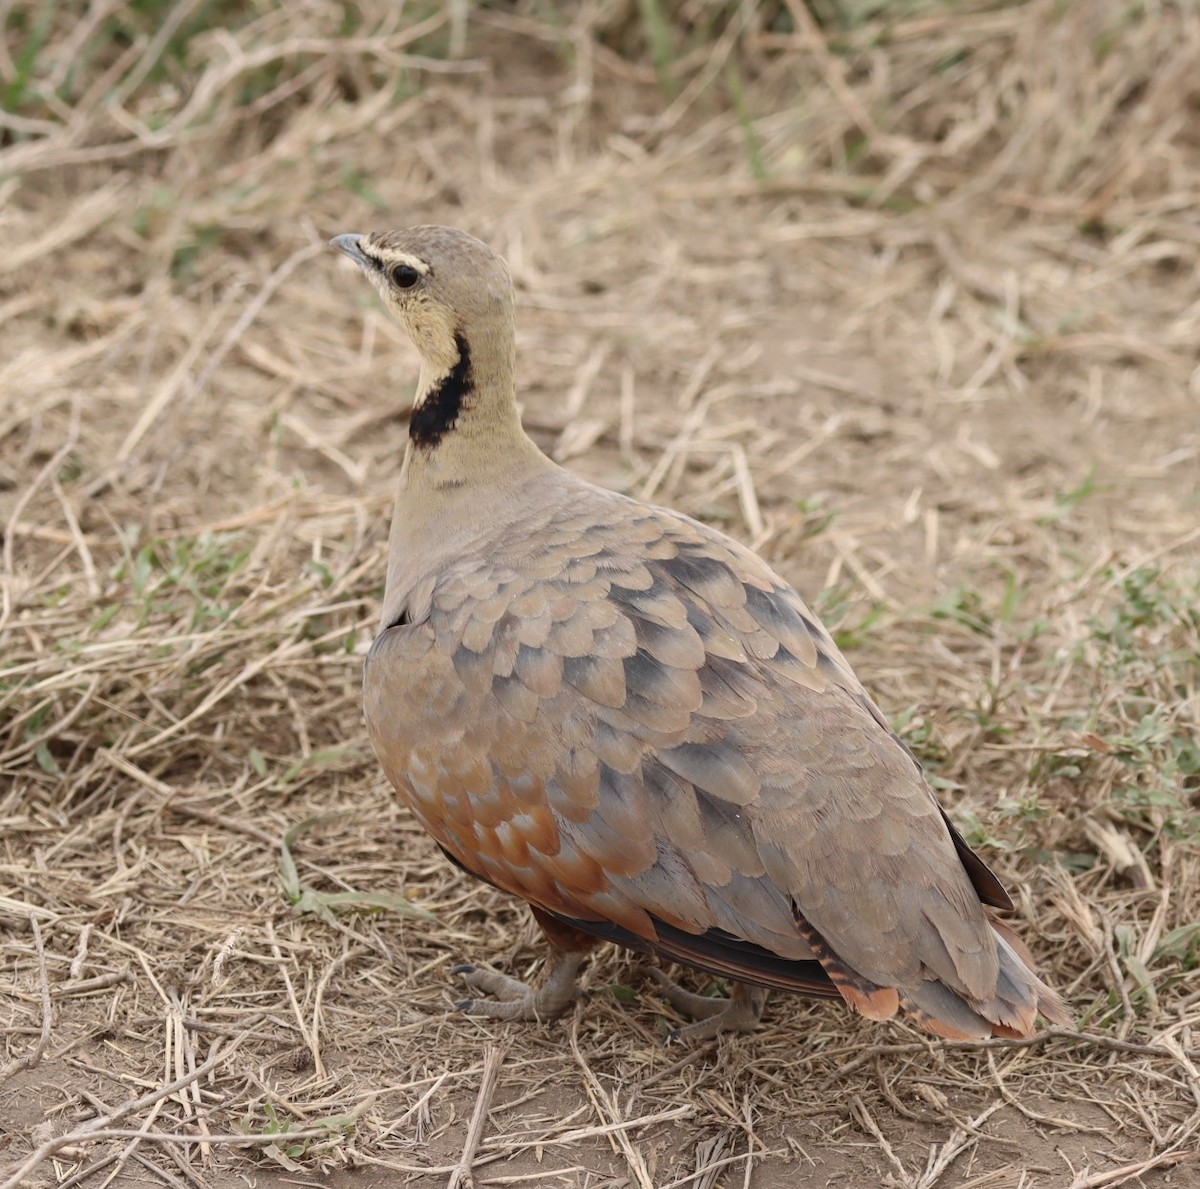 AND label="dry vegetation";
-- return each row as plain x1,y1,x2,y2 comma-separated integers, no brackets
2,0,1199,1185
